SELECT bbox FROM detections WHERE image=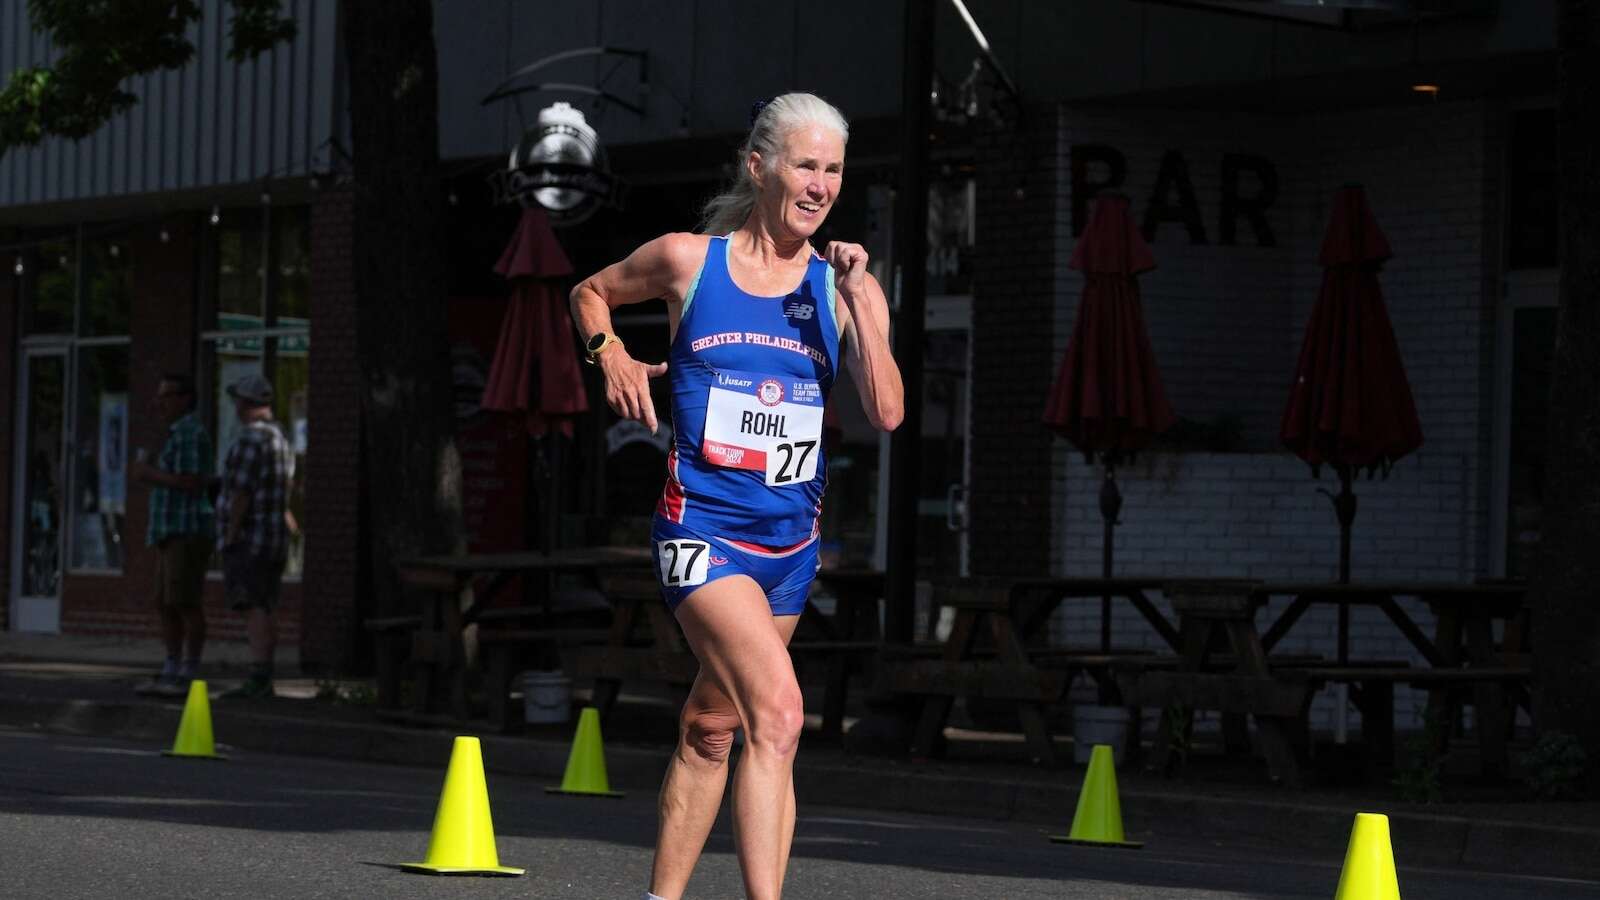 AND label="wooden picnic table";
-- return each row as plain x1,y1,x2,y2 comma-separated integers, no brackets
382,546,653,723
381,546,885,733
888,575,1531,782
1252,579,1530,775
566,566,887,739
891,576,1193,767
